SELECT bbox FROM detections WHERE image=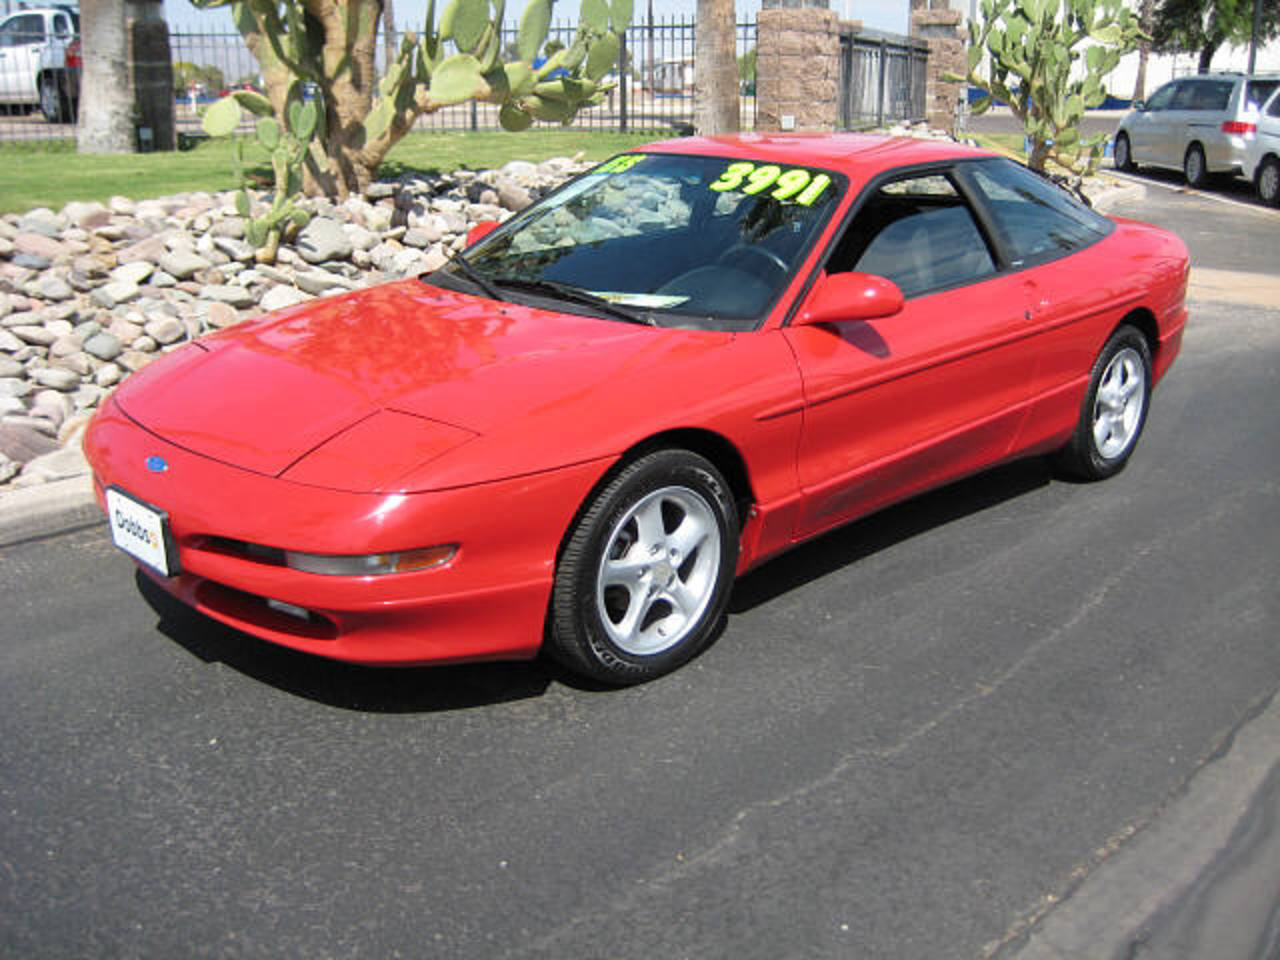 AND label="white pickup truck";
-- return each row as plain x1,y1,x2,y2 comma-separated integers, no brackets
0,5,80,123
